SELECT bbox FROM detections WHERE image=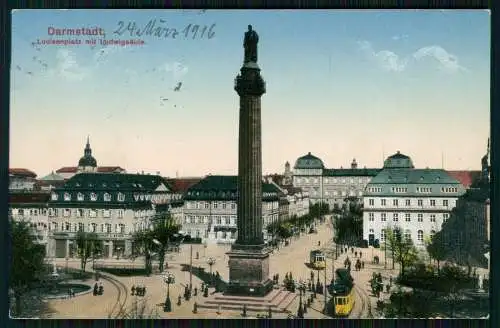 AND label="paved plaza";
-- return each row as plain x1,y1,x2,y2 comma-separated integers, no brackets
46,219,419,319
